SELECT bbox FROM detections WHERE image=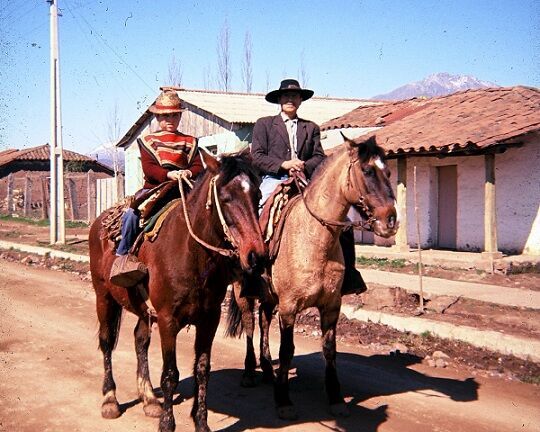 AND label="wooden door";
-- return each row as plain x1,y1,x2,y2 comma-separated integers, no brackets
437,165,457,249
